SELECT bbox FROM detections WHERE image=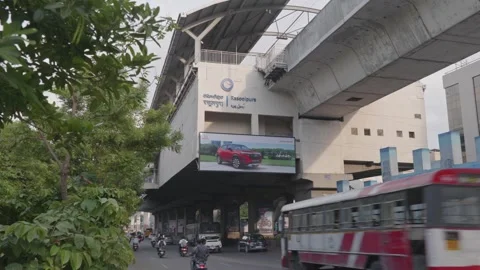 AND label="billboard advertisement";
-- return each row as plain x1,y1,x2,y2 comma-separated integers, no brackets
199,132,296,174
